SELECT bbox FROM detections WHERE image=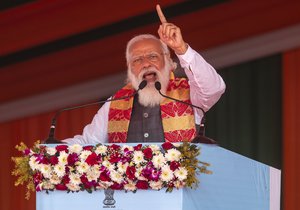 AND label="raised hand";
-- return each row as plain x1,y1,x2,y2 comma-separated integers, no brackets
156,4,188,55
